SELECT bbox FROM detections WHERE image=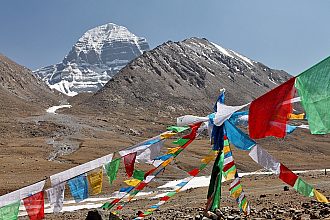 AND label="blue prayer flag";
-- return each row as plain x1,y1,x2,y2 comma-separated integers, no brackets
68,174,89,202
